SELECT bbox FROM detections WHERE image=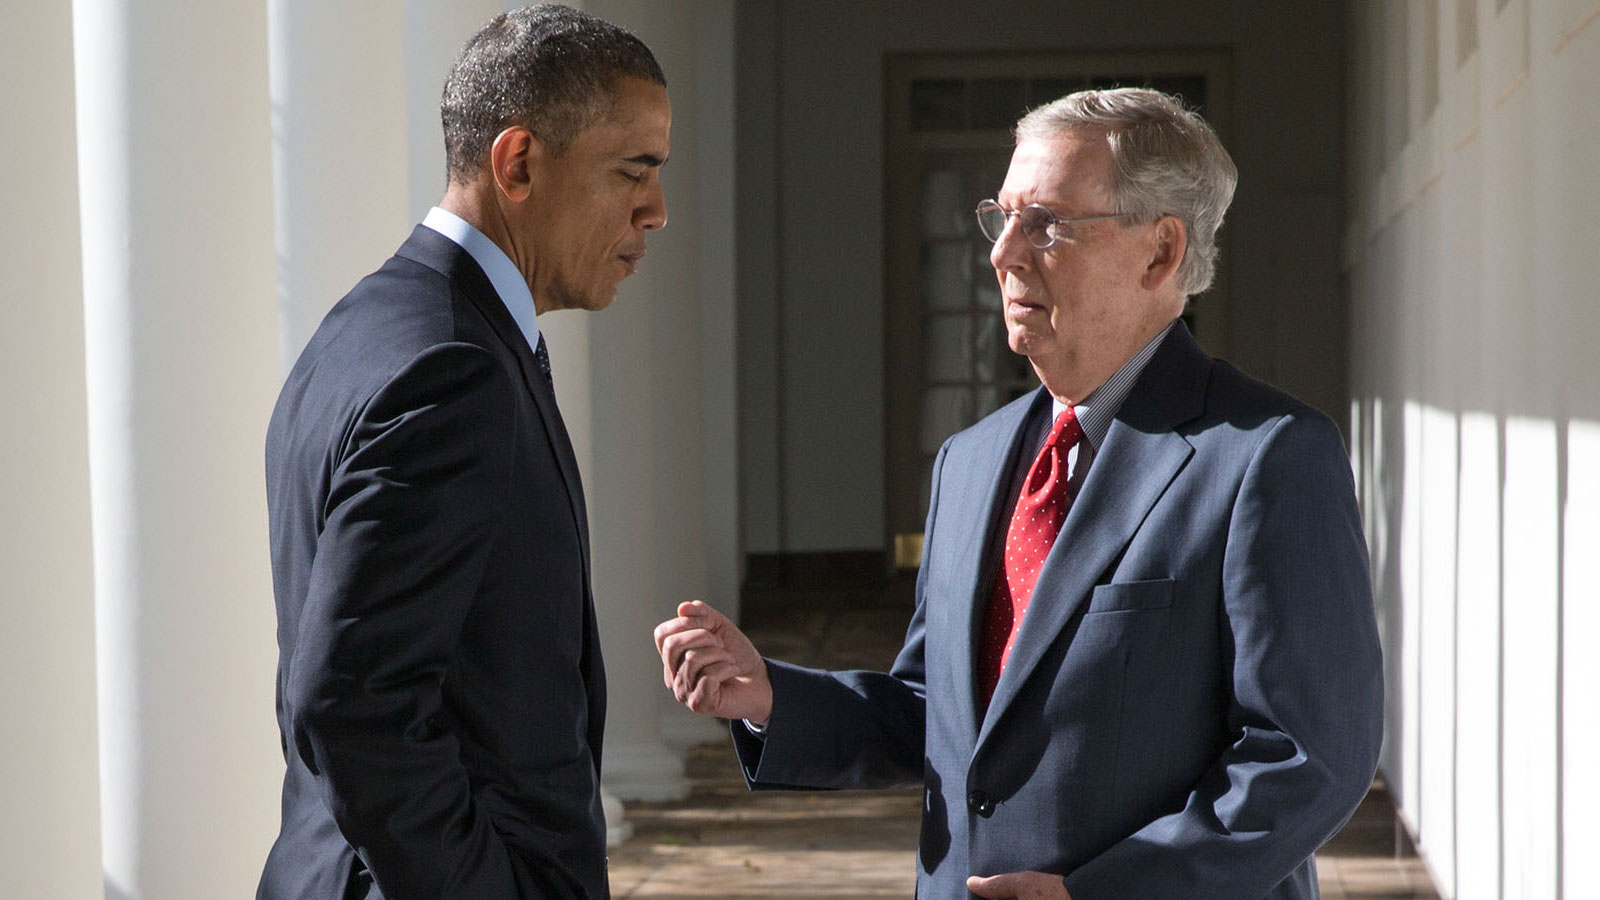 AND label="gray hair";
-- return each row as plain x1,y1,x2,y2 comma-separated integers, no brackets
1016,87,1237,297
441,4,665,181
